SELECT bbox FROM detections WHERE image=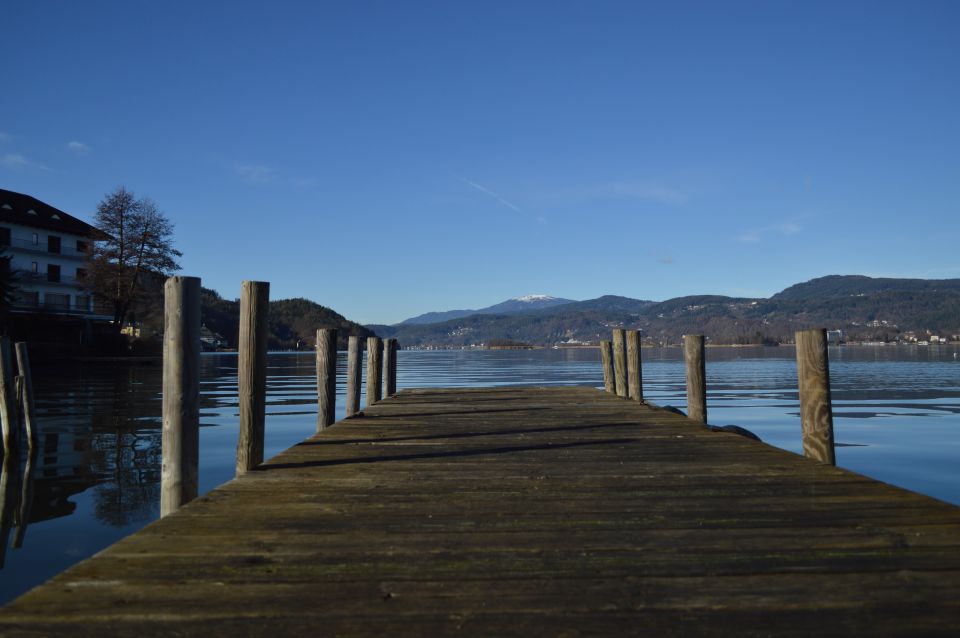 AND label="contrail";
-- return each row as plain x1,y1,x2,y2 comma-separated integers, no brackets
459,177,523,214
